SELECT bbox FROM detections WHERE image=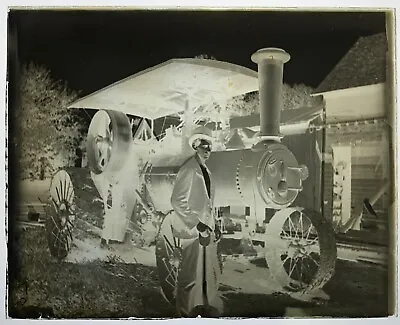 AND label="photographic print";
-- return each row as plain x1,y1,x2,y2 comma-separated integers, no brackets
5,7,396,319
